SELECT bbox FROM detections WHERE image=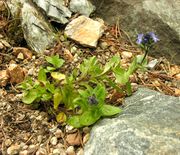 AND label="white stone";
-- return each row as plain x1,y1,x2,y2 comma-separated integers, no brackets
7,144,20,155
66,146,75,155
50,137,58,146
